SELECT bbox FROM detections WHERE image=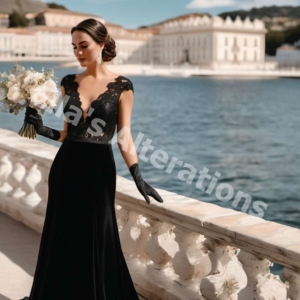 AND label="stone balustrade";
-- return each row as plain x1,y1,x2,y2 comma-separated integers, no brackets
0,128,300,300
